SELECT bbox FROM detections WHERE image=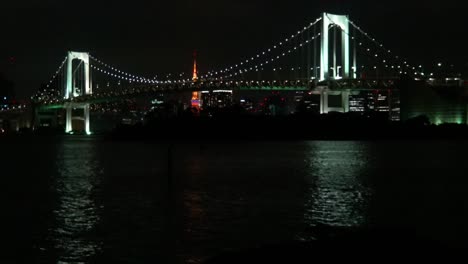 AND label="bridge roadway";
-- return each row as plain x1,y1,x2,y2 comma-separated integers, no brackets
36,78,400,110
3,77,463,132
